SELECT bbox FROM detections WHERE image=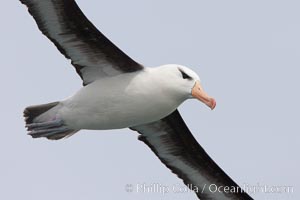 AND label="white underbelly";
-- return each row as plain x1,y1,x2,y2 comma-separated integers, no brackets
59,78,182,130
